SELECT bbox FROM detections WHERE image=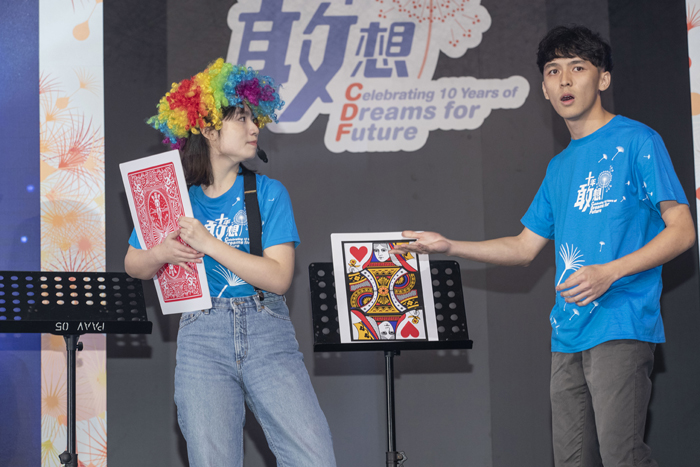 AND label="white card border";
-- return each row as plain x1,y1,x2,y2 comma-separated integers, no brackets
120,150,212,315
331,231,438,344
